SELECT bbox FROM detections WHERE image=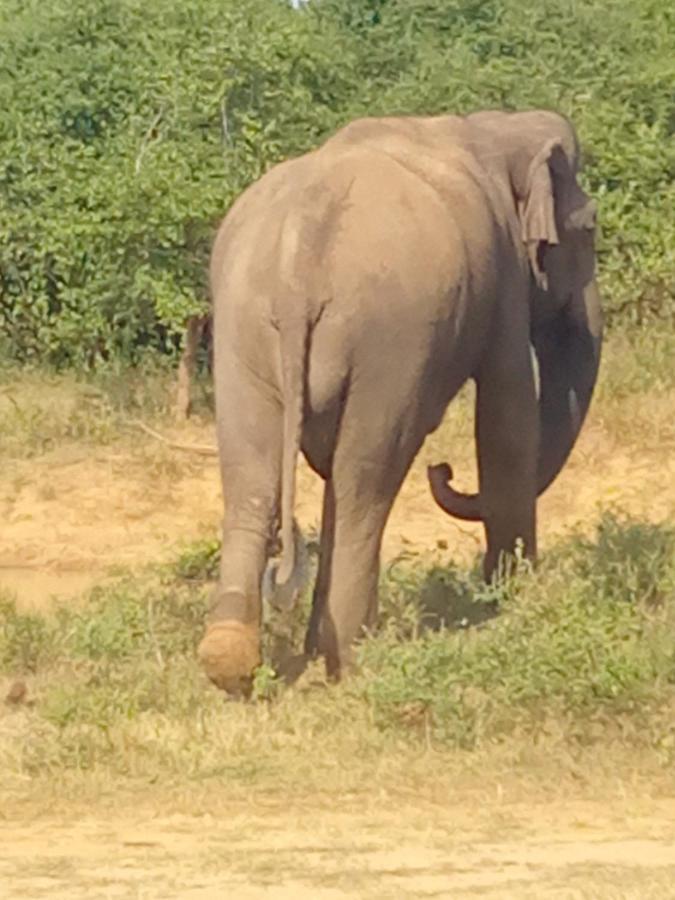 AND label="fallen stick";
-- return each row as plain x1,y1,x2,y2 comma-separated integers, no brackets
128,419,218,456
